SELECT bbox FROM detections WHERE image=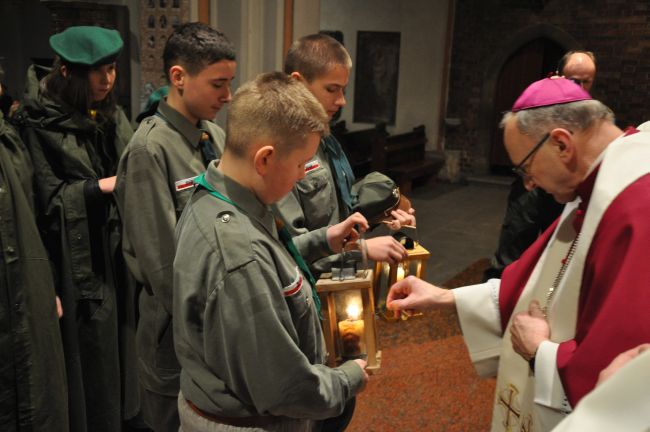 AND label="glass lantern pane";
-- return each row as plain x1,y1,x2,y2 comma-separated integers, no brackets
333,289,366,360
406,259,420,278
375,262,392,310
